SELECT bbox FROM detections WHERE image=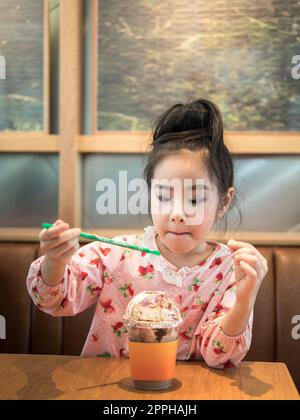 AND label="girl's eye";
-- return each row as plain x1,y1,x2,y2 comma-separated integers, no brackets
189,198,205,206
157,195,170,202
157,195,205,205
